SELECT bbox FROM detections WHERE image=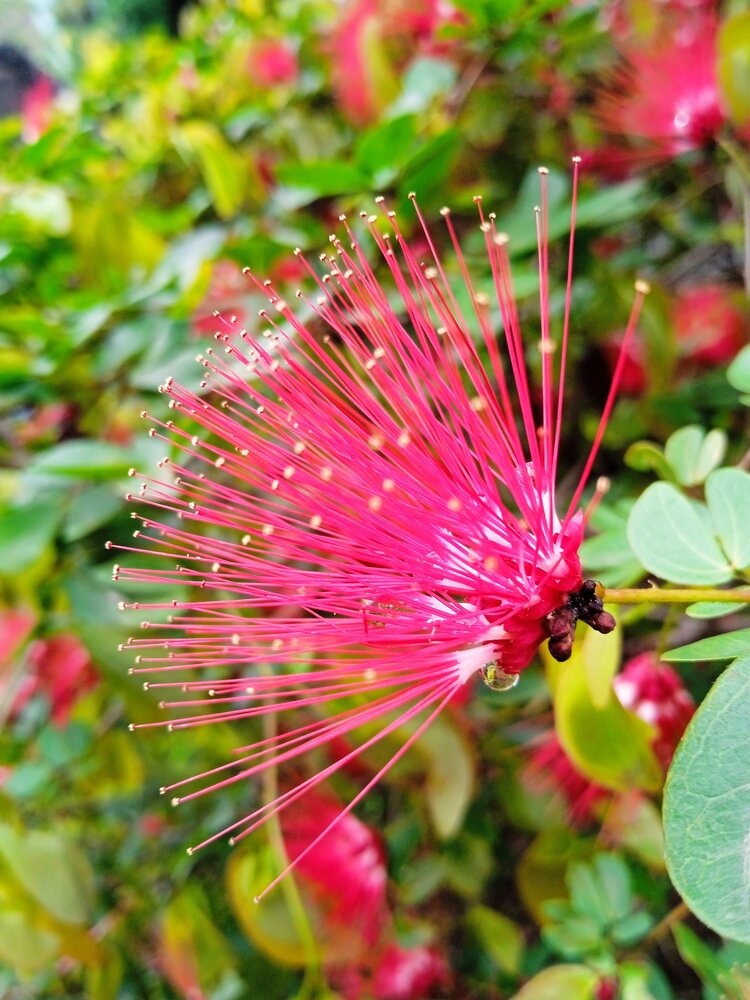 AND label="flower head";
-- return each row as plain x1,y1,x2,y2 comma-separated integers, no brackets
672,283,748,367
247,39,299,88
594,7,735,165
613,652,695,768
525,730,610,826
280,791,388,953
115,163,647,895
330,0,462,124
